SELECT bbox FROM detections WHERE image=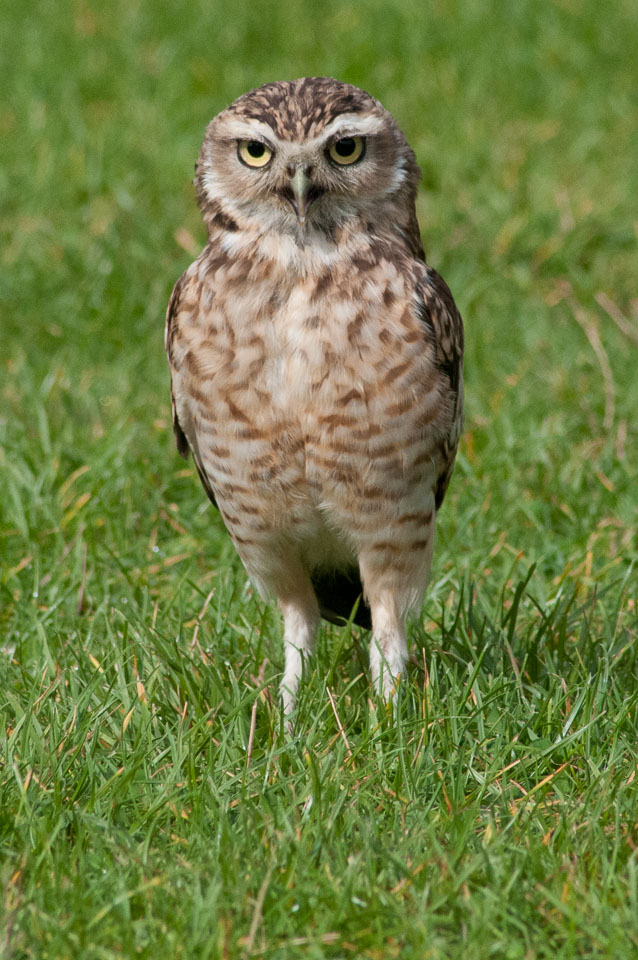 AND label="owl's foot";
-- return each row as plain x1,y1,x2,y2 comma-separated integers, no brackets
280,679,299,719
